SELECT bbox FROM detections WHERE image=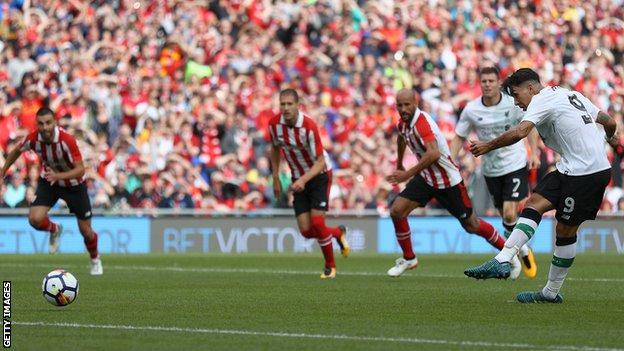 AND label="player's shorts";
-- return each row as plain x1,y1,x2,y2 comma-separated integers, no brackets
32,179,93,220
399,175,473,220
484,166,529,209
534,168,611,226
292,171,331,216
